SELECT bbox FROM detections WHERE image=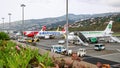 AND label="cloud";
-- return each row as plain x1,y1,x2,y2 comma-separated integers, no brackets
101,0,120,7
80,0,120,7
